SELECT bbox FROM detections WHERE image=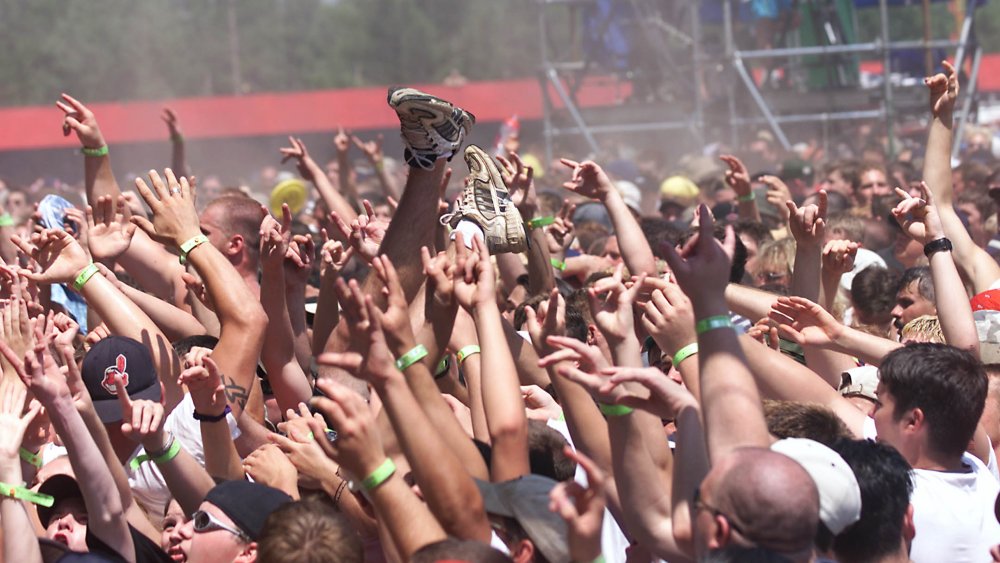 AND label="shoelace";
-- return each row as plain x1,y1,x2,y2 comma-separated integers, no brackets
439,182,479,226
